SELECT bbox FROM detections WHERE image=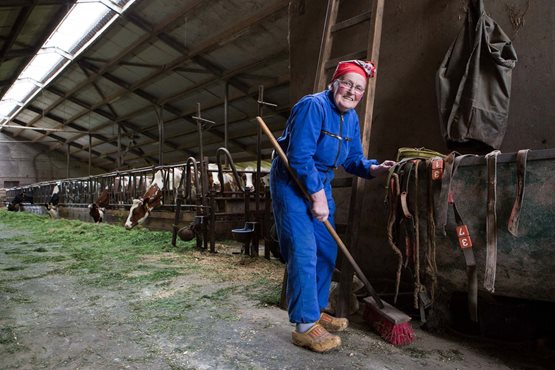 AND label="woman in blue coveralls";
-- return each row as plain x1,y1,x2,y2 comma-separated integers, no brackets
270,60,395,352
